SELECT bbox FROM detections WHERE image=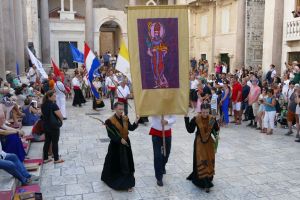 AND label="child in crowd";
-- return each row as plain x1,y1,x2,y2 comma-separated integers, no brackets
278,104,288,128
